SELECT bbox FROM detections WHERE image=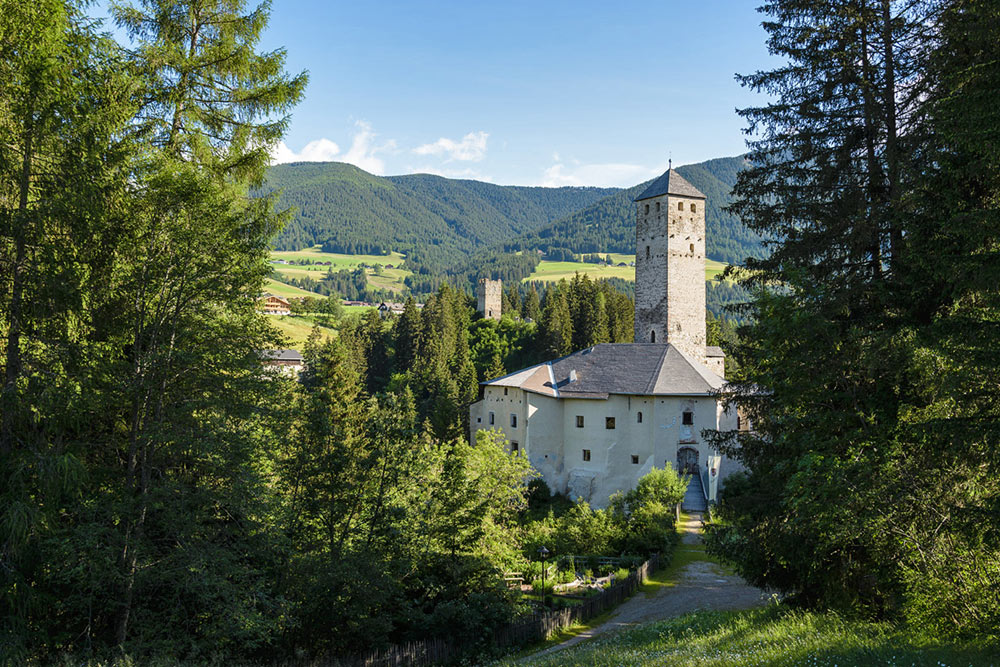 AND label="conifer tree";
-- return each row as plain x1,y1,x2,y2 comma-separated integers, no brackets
523,283,542,322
